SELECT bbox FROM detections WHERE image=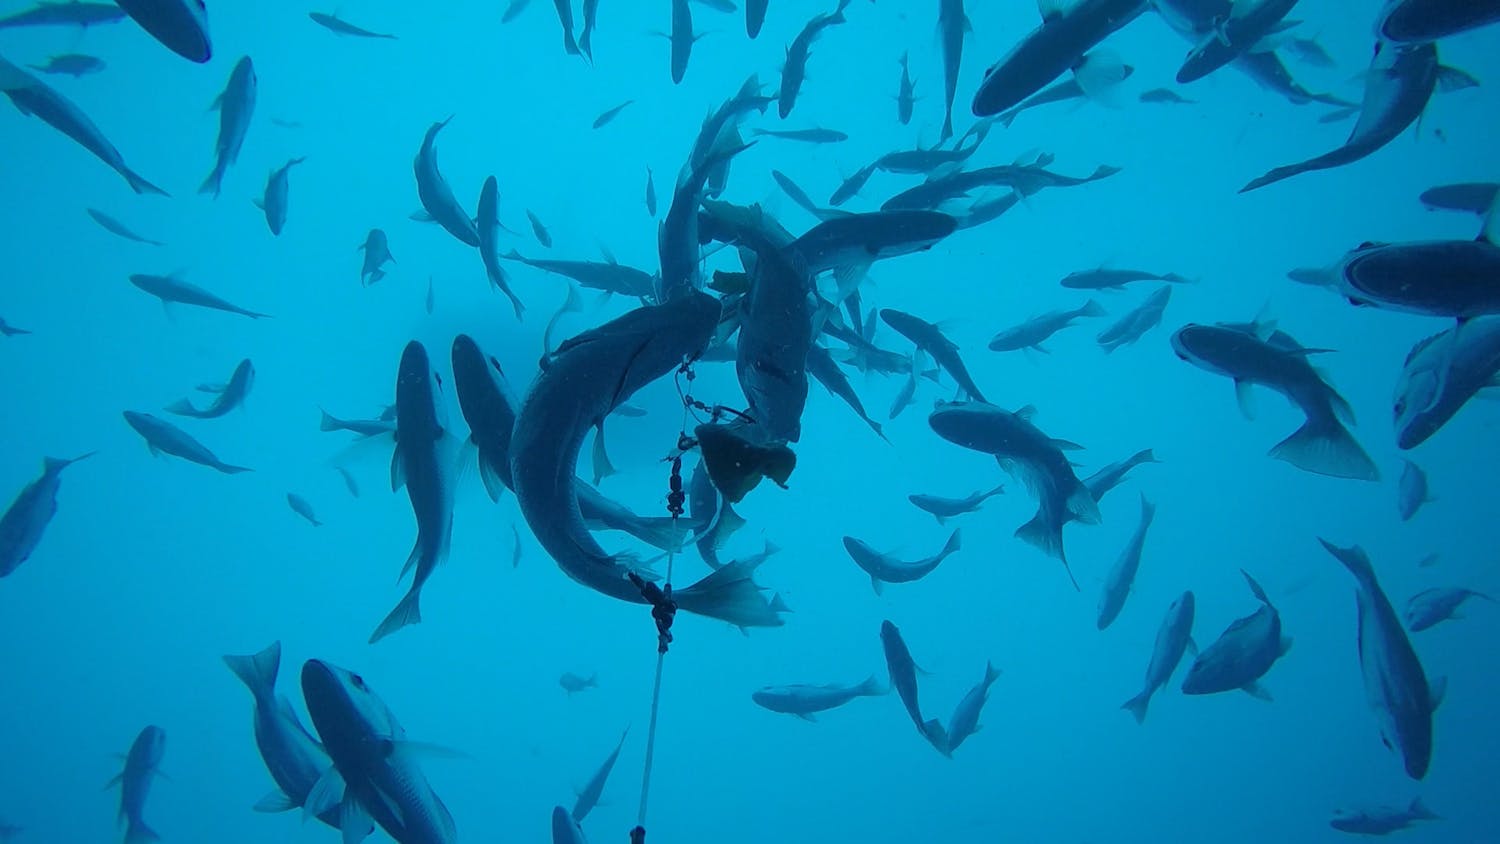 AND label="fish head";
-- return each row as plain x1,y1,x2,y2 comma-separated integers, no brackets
395,340,444,438
1169,323,1253,377
300,660,400,764
927,401,1012,452
129,725,167,768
